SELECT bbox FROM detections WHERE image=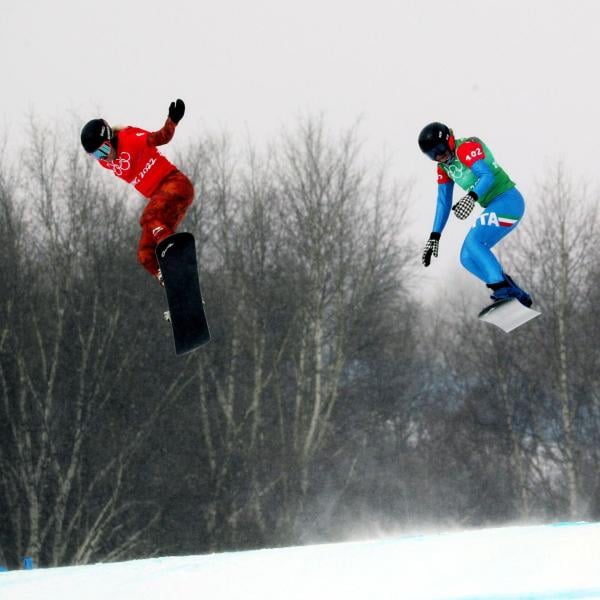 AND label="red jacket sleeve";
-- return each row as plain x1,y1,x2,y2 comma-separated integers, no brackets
147,118,176,147
437,165,451,184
